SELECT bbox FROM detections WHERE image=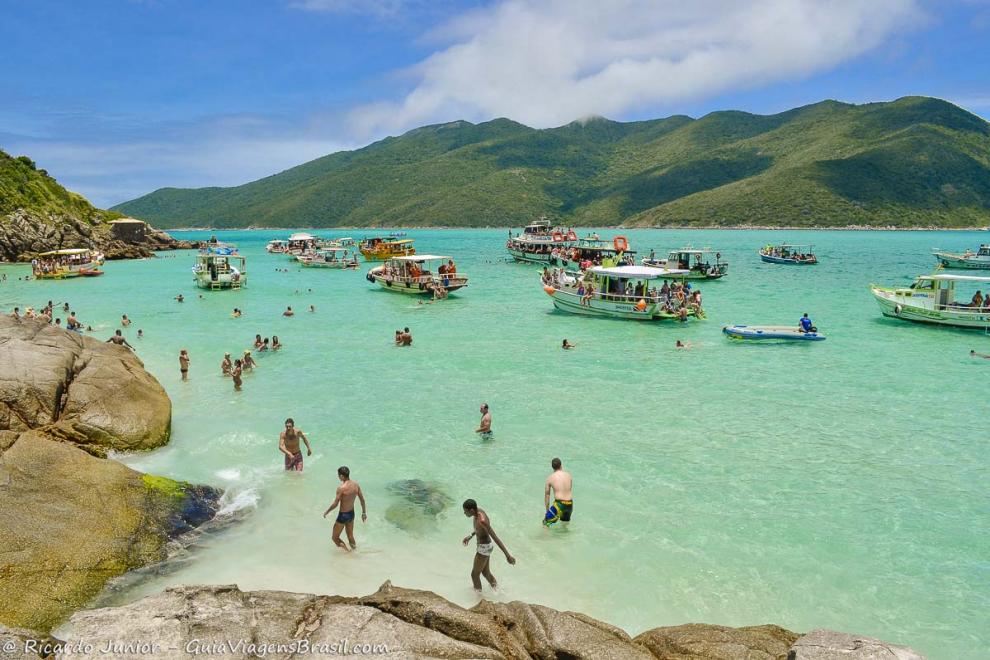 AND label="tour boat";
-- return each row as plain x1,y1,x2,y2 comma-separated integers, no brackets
759,244,818,265
265,239,288,254
870,273,990,329
193,243,246,290
286,232,317,256
642,247,728,280
360,237,416,261
299,247,359,269
505,218,577,264
932,245,990,270
32,248,105,279
318,237,356,249
550,234,635,271
542,265,702,321
722,325,826,341
366,255,467,295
